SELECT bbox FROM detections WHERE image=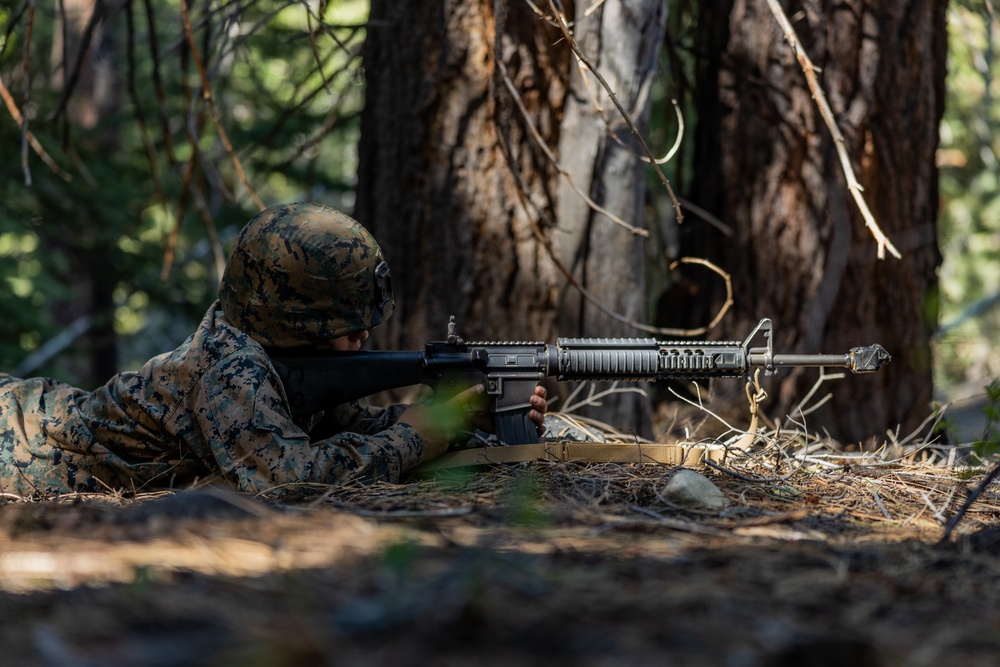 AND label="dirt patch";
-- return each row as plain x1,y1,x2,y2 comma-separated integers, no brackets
1,447,999,666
